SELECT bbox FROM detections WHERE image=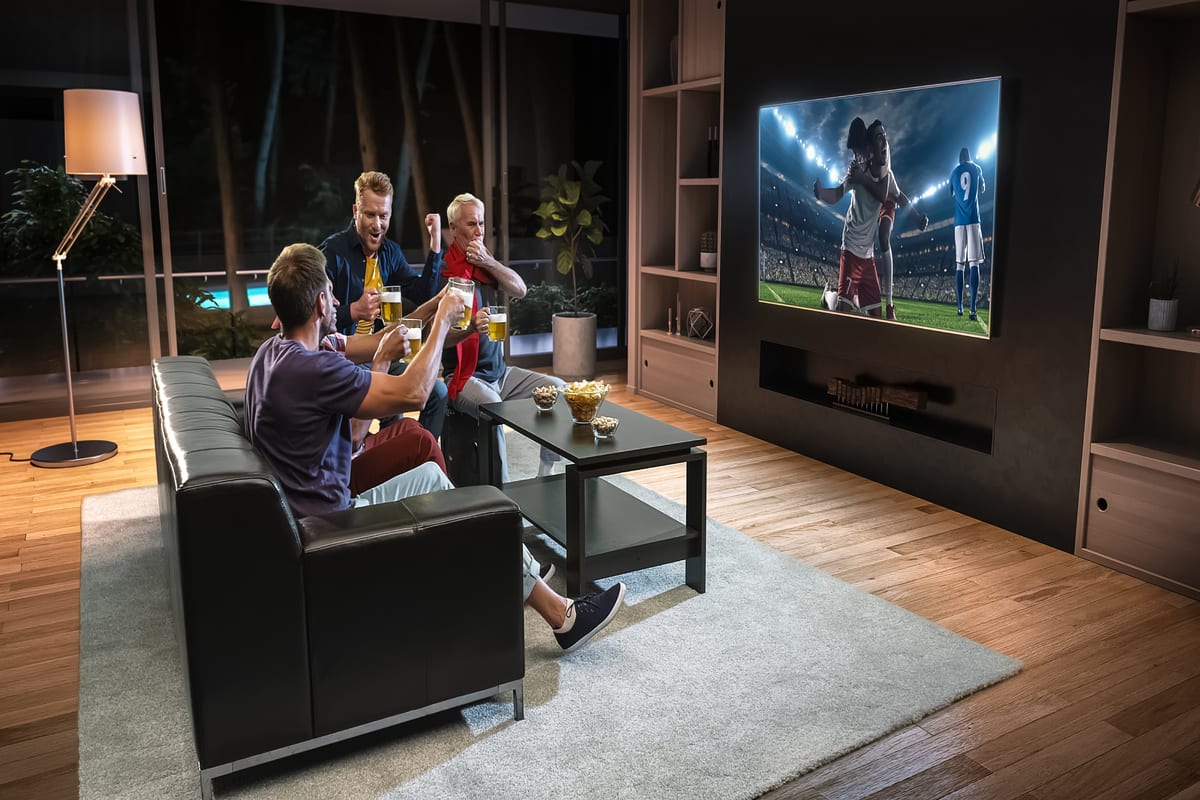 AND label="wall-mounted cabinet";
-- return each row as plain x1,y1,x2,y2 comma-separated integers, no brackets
1076,0,1200,599
628,0,724,420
